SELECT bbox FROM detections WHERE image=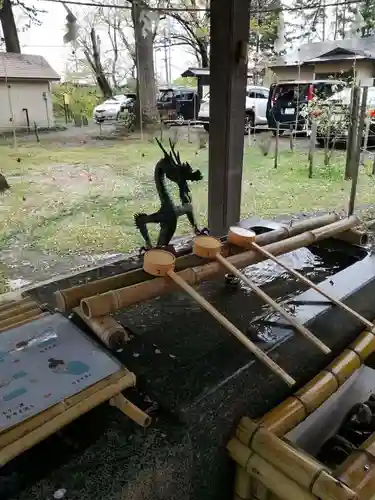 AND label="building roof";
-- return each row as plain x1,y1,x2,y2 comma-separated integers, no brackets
0,52,60,81
181,67,210,77
270,37,375,68
181,67,253,78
